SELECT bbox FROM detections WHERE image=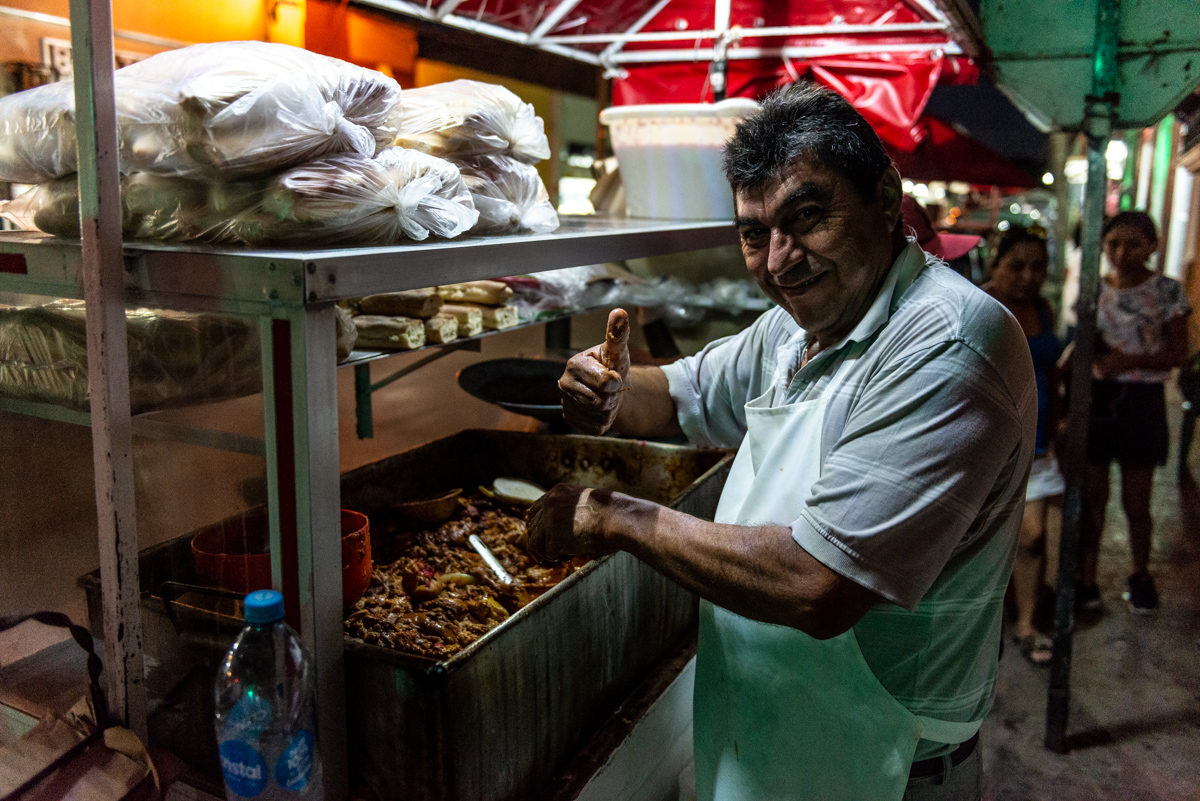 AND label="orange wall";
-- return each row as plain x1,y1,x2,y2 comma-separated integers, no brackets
304,0,416,87
0,0,273,64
